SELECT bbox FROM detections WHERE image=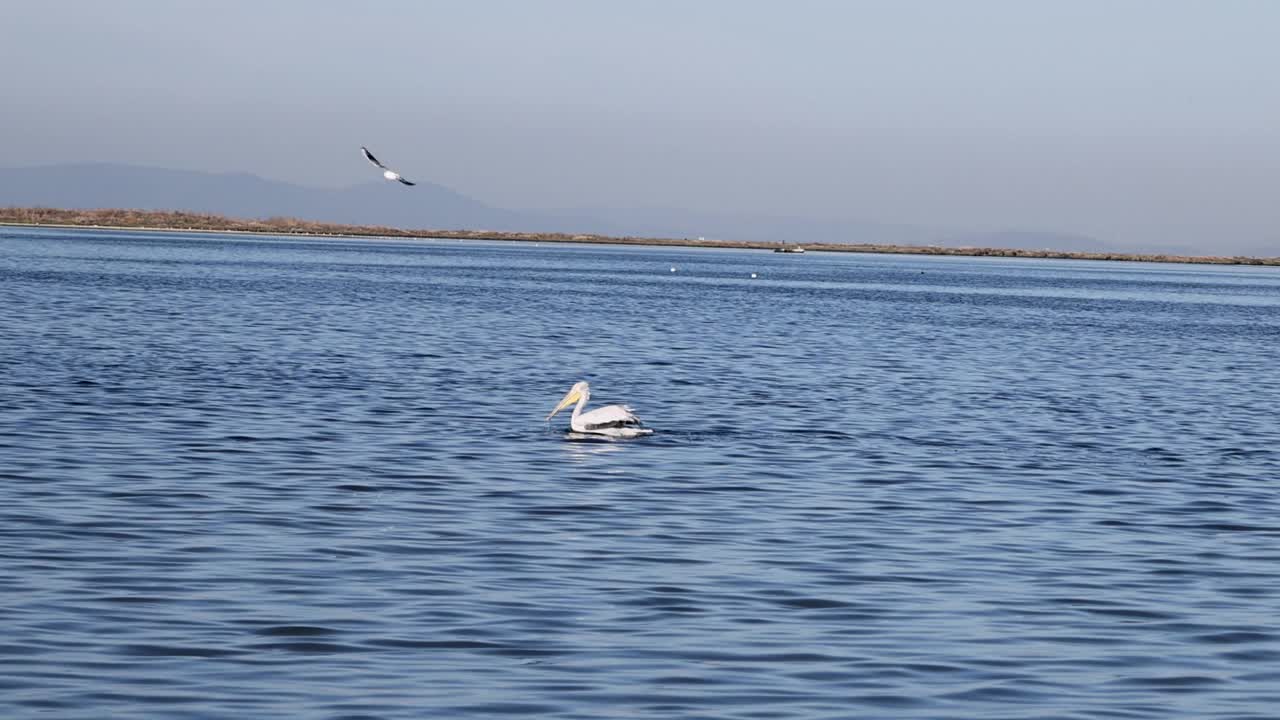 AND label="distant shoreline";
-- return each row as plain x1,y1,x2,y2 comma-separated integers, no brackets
3,207,1277,266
